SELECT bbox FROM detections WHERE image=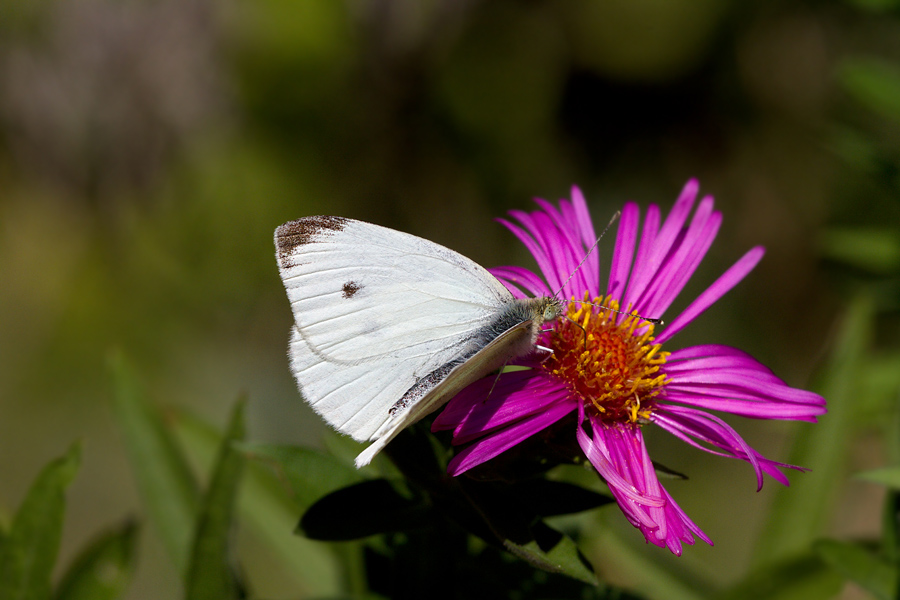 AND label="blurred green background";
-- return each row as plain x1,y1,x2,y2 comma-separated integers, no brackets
2,0,900,598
